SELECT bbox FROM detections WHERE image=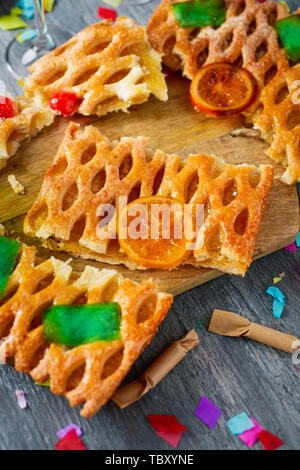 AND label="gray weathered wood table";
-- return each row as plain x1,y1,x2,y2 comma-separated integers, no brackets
0,0,299,450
